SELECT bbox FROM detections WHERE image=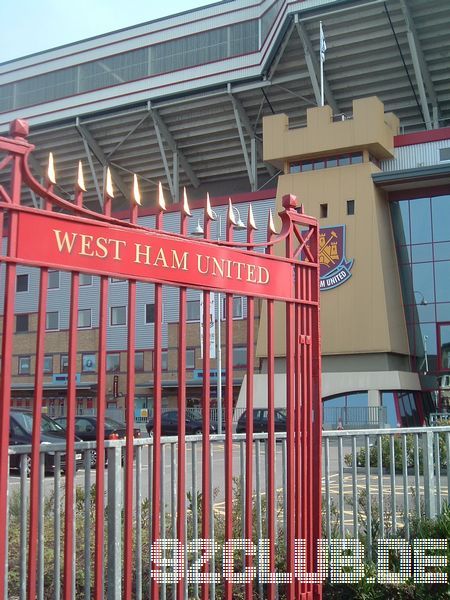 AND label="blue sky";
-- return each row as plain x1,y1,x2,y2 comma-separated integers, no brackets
1,0,216,63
